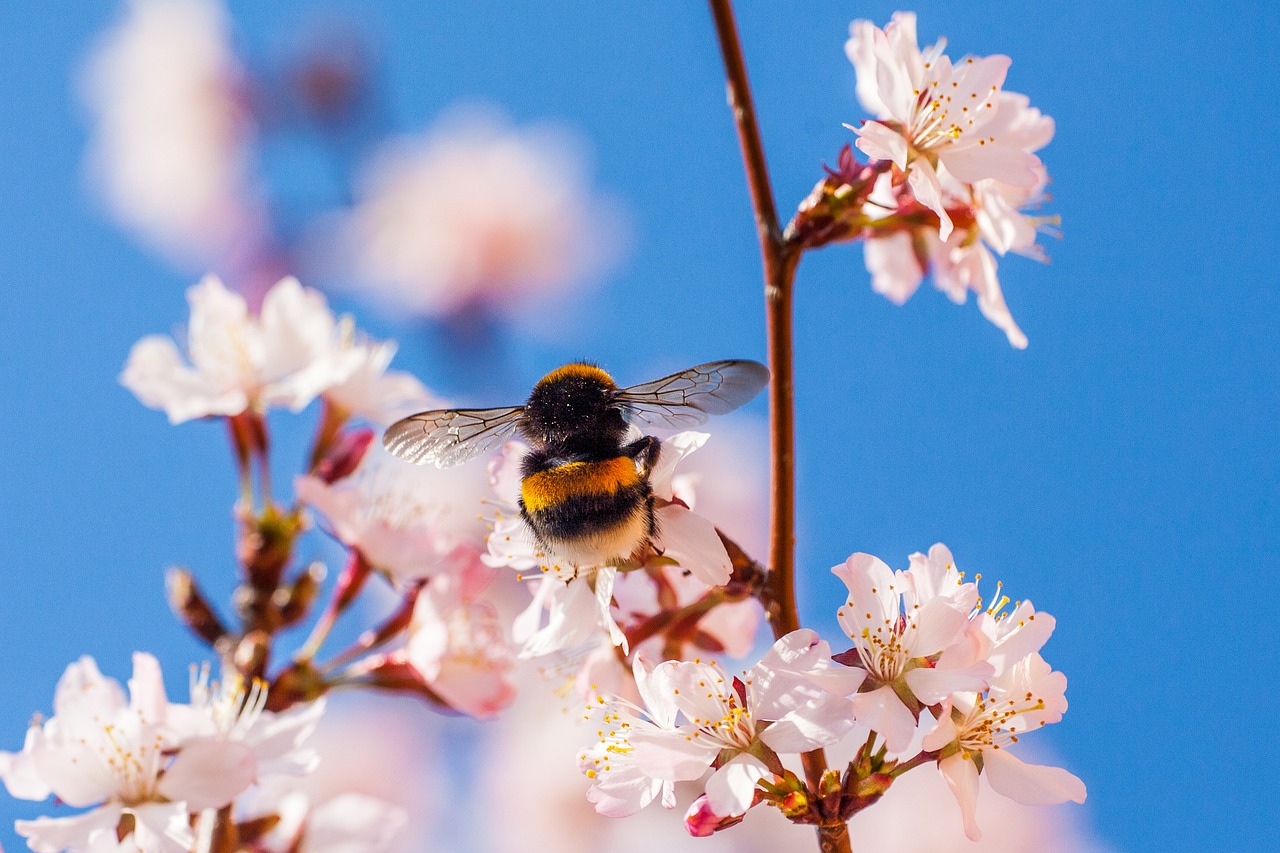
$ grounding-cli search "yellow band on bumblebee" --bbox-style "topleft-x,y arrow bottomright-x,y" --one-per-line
521,457 -> 640,513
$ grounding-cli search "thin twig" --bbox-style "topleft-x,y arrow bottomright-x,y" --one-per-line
706,0 -> 801,638
706,3 -> 848,852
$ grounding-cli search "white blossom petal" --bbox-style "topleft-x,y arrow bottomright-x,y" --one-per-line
983,748 -> 1087,806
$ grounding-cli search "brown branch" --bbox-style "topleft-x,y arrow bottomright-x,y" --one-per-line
707,0 -> 801,640
707,4 -> 848,851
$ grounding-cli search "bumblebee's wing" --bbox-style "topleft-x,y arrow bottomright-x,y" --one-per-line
383,406 -> 525,467
615,360 -> 770,429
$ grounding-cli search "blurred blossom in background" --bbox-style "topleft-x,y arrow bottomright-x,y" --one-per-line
81,0 -> 269,274
322,107 -> 624,322
81,0 -> 624,334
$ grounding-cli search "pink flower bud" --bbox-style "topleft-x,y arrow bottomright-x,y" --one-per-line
314,427 -> 375,484
684,794 -> 745,837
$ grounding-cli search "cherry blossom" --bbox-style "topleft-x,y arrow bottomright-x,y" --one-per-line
240,789 -> 409,853
1,654 -> 256,853
859,131 -> 1054,348
581,631 -> 860,820
403,573 -> 518,718
171,664 -> 326,781
121,275 -> 364,423
845,12 -> 1048,241
331,106 -> 621,318
922,653 -> 1086,841
321,337 -> 438,427
296,444 -> 489,585
81,0 -> 266,266
832,548 -> 992,752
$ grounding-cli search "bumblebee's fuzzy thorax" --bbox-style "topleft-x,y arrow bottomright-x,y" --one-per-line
521,362 -> 627,451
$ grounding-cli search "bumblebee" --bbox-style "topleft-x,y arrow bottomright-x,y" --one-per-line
383,360 -> 769,567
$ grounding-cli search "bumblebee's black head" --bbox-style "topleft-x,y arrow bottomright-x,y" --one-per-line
522,362 -> 628,451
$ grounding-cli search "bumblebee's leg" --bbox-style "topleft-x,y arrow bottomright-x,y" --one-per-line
622,435 -> 662,477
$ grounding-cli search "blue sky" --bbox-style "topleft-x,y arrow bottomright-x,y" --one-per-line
1,1 -> 1277,851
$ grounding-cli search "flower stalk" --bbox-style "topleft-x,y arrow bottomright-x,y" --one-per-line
707,2 -> 845,850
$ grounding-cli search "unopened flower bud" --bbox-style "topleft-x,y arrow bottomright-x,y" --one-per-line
165,567 -> 227,646
234,630 -> 271,680
266,659 -> 327,712
842,770 -> 894,818
313,428 -> 374,484
331,550 -> 374,616
785,144 -> 884,249
238,506 -> 303,589
278,562 -> 326,627
683,794 -> 746,837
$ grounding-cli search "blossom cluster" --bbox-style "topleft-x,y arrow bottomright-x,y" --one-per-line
790,11 -> 1056,348
0,655 -> 325,853
577,544 -> 1084,841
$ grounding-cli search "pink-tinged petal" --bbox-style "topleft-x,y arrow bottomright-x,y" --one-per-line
579,747 -> 661,818
54,656 -> 126,721
759,694 -> 855,752
510,575 -> 555,645
967,244 -> 1028,349
486,441 -> 528,507
941,144 -> 1041,188
984,604 -> 1056,675
854,120 -> 908,168
120,335 -> 244,423
633,660 -> 680,730
654,505 -> 731,586
258,277 -> 344,411
864,233 -> 925,304
904,664 -> 990,703
752,631 -> 864,715
984,748 -> 1087,805
664,661 -> 735,726
31,730 -> 117,808
629,727 -> 720,782
845,20 -> 890,117
906,158 -> 953,241
15,803 -> 122,853
648,432 -> 709,500
704,754 -> 768,817
1,727 -> 52,800
941,54 -> 1011,137
185,275 -> 256,373
851,685 -> 917,753
157,736 -> 255,809
921,706 -> 959,753
515,578 -> 600,658
306,792 -> 409,852
128,653 -> 168,726
832,554 -> 900,640
434,669 -> 516,721
938,753 -> 983,841
130,802 -> 196,853
695,599 -> 761,659
905,543 -> 969,603
593,567 -> 628,651
975,184 -> 1041,255
983,92 -> 1055,153
243,699 -> 326,777
912,597 -> 970,657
